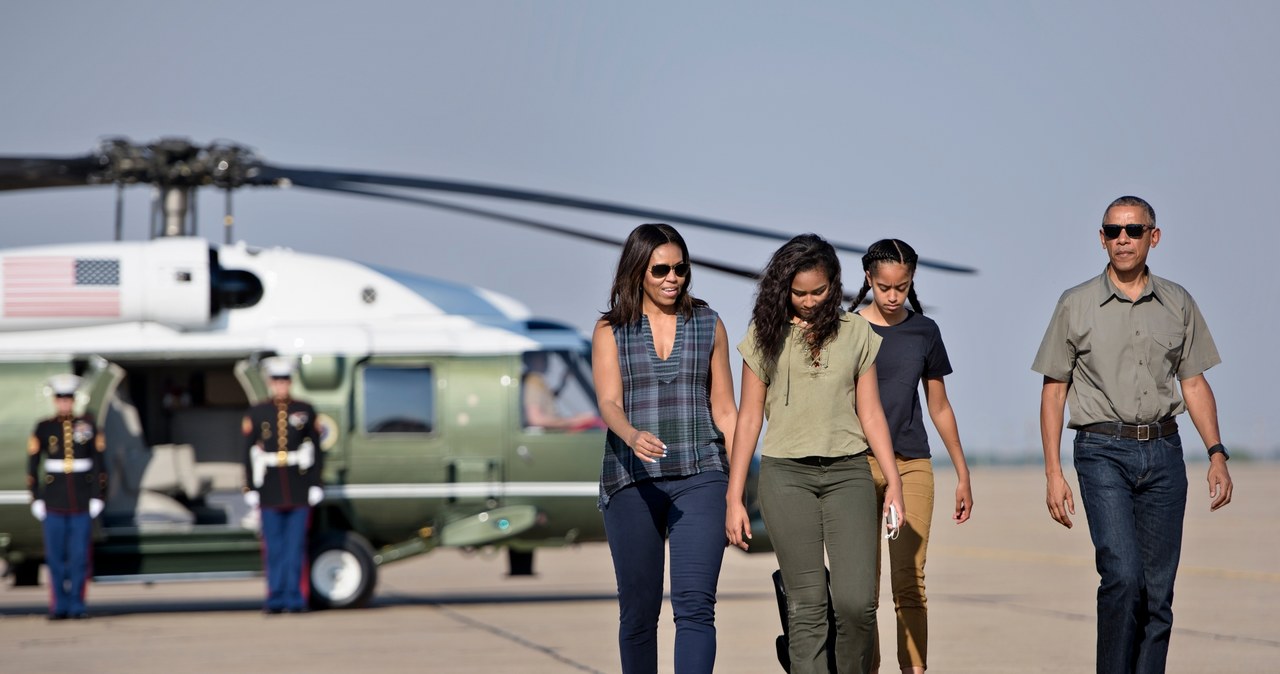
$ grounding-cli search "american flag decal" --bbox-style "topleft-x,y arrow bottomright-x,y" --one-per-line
3,256 -> 122,318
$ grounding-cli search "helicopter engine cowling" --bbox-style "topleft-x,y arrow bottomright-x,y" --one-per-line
0,237 -> 261,332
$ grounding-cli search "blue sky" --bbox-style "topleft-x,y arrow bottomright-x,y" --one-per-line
2,2 -> 1277,459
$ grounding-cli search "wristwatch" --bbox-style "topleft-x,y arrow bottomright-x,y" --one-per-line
1207,443 -> 1229,461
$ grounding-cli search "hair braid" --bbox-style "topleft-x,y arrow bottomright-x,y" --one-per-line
851,238 -> 924,314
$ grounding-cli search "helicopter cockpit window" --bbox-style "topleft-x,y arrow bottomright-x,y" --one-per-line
362,366 -> 434,434
521,350 -> 602,432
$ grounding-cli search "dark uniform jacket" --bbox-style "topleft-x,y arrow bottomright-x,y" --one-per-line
242,398 -> 323,509
27,415 -> 107,514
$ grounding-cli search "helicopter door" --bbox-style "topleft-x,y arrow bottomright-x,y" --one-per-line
346,359 -> 450,543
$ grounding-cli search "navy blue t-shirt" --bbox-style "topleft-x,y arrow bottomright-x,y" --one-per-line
861,311 -> 952,459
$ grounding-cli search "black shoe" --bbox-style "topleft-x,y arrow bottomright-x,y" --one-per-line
48,613 -> 66,621
285,607 -> 309,614
263,608 -> 284,615
70,612 -> 89,620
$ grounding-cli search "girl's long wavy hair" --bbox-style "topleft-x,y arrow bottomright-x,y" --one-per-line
600,223 -> 706,326
750,233 -> 844,368
849,238 -> 924,314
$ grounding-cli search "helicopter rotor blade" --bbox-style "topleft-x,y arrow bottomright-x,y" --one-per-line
257,164 -> 977,274
0,154 -> 103,191
294,181 -> 770,285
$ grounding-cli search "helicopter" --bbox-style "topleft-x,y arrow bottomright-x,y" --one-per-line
0,137 -> 975,609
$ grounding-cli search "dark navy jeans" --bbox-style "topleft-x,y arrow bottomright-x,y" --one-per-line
1073,430 -> 1187,674
603,470 -> 728,674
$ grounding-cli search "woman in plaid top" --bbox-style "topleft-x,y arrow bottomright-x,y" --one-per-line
593,223 -> 738,674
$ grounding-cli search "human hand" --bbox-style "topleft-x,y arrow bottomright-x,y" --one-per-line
89,498 -> 104,519
244,490 -> 260,508
308,486 -> 325,506
882,486 -> 906,539
1207,456 -> 1233,511
953,478 -> 973,524
725,501 -> 752,551
1046,474 -> 1074,528
31,500 -> 46,521
628,430 -> 667,464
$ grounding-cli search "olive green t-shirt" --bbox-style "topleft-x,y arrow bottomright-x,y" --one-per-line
1031,267 -> 1220,427
738,312 -> 881,458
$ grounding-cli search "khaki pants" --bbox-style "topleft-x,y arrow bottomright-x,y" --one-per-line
869,455 -> 935,670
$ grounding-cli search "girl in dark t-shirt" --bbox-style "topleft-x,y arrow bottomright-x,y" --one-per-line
852,238 -> 974,674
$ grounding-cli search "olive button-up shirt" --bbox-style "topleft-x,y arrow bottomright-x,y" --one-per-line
1032,267 -> 1220,427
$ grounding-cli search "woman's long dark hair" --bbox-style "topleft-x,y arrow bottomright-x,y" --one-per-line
750,233 -> 843,368
601,223 -> 706,326
850,238 -> 924,314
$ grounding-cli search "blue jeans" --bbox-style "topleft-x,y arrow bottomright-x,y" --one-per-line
1073,431 -> 1187,674
43,511 -> 93,616
603,471 -> 728,674
261,506 -> 312,612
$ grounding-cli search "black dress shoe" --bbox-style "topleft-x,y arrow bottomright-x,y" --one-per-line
70,613 -> 89,620
263,608 -> 284,615
48,613 -> 67,621
286,607 -> 309,614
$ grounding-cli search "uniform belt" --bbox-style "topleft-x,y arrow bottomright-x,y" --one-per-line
45,458 -> 93,473
1078,418 -> 1178,441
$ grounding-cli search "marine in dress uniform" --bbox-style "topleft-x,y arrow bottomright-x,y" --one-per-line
242,357 -> 325,614
27,374 -> 107,620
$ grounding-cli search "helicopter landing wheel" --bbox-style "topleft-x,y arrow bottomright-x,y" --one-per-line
11,560 -> 40,587
309,531 -> 378,609
507,548 -> 534,576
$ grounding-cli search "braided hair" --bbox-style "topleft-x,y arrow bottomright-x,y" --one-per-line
850,238 -> 924,314
750,233 -> 844,369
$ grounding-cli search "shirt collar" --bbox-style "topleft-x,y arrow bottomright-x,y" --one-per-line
1097,265 -> 1158,306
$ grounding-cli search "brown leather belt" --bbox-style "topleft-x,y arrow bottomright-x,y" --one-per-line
1077,418 -> 1178,441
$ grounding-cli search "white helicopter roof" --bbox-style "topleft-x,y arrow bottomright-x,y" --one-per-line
0,238 -> 585,361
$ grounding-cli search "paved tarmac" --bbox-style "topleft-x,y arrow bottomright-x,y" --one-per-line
2,464 -> 1278,673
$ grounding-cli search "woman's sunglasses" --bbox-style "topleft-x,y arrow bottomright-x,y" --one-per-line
1102,224 -> 1153,240
649,262 -> 690,278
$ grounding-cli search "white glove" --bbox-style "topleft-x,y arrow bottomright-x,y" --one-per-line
89,498 -> 105,519
243,490 -> 260,508
308,486 -> 324,506
31,500 -> 46,522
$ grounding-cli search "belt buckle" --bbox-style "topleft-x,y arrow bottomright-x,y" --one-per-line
1137,424 -> 1151,442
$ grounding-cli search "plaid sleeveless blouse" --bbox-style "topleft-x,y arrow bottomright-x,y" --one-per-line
598,304 -> 728,509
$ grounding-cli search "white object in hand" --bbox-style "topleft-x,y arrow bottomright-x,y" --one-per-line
884,504 -> 900,540
89,498 -> 104,518
308,486 -> 324,506
31,500 -> 46,521
244,490 -> 260,508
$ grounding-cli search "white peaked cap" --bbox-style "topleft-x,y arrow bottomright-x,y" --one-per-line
263,357 -> 295,378
48,373 -> 83,396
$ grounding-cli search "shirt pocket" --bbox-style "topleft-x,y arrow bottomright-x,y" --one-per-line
1149,330 -> 1184,372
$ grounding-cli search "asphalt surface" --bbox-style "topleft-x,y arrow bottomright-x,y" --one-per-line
2,464 -> 1278,673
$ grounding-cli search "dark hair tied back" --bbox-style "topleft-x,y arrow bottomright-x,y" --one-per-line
850,238 -> 924,314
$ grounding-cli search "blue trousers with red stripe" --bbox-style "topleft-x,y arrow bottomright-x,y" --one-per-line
261,506 -> 311,611
43,511 -> 92,617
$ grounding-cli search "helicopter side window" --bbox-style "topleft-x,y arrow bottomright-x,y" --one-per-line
521,350 -> 601,432
362,366 -> 434,434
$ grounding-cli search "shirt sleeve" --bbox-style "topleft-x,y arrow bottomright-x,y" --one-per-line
1031,294 -> 1075,382
736,323 -> 772,385
924,320 -> 954,379
855,320 -> 882,377
1177,293 -> 1221,379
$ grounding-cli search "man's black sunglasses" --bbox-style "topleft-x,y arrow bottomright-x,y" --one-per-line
1102,224 -> 1153,240
649,262 -> 690,278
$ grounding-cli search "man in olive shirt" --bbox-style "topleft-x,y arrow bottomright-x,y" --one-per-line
1032,195 -> 1233,674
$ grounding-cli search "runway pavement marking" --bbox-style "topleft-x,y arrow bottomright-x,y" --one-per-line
936,545 -> 1280,583
427,602 -> 606,674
